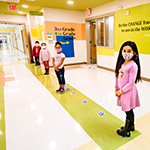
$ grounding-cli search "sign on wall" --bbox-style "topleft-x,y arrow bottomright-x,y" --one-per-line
47,33 -> 53,44
56,36 -> 75,58
8,4 -> 18,11
115,3 -> 150,55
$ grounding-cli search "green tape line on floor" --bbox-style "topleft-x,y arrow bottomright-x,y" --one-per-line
26,63 -> 141,150
0,84 -> 6,150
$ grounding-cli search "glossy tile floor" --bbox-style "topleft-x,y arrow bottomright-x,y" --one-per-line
0,45 -> 150,150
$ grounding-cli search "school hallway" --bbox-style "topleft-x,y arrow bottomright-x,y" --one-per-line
0,44 -> 150,150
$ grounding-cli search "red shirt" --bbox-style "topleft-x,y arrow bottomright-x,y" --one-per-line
32,46 -> 41,57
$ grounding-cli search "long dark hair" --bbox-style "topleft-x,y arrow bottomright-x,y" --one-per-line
115,41 -> 141,83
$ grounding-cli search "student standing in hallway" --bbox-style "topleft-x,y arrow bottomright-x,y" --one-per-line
115,41 -> 141,137
39,42 -> 51,75
32,41 -> 41,66
52,42 -> 65,94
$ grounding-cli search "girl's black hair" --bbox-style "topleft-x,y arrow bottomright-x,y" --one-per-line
41,42 -> 46,46
115,41 -> 141,83
55,42 -> 62,47
35,41 -> 39,44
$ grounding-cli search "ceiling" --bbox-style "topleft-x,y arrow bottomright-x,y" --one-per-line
0,0 -> 115,16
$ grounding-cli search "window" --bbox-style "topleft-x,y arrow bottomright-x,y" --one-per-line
97,15 -> 114,48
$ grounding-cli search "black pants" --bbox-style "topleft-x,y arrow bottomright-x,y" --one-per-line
35,56 -> 40,65
55,67 -> 65,85
125,109 -> 134,123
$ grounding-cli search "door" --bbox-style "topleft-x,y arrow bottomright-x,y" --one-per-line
90,20 -> 97,64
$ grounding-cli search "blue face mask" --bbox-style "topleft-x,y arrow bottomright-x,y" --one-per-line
122,52 -> 134,60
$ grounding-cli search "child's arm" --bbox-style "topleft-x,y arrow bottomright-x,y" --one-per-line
121,64 -> 137,93
117,64 -> 137,96
47,50 -> 51,62
56,58 -> 65,68
39,50 -> 42,63
52,58 -> 59,71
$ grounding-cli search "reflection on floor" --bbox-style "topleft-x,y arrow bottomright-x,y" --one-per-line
0,45 -> 150,150
0,43 -> 27,63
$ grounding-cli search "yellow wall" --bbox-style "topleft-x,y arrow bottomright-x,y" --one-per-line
115,3 -> 150,55
97,47 -> 114,56
36,24 -> 44,41
30,24 -> 44,41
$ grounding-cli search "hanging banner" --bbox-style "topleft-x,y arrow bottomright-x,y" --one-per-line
56,36 -> 75,58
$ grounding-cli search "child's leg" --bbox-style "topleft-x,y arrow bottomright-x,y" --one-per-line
59,67 -> 65,89
35,57 -> 38,65
37,57 -> 40,65
55,69 -> 61,89
46,61 -> 49,74
43,61 -> 47,75
125,109 -> 134,129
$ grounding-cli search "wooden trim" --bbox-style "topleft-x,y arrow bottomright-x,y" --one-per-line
97,65 -> 115,72
97,65 -> 150,82
141,77 -> 150,82
0,21 -> 24,25
50,62 -> 87,68
85,12 -> 114,21
24,23 -> 31,63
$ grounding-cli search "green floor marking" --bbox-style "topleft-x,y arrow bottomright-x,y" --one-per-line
26,64 -> 141,150
0,65 -> 3,73
0,72 -> 6,150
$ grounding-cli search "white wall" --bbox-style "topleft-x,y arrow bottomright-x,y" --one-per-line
86,0 -> 150,79
43,8 -> 86,23
0,14 -> 27,23
85,0 -> 150,18
42,8 -> 87,65
14,25 -> 25,52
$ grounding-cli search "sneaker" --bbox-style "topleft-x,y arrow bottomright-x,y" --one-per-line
60,88 -> 65,94
56,88 -> 61,92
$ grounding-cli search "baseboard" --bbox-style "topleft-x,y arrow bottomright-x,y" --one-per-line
97,65 -> 150,82
97,65 -> 115,72
50,62 -> 87,68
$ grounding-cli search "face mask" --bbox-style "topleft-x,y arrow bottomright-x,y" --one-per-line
35,44 -> 39,47
42,46 -> 46,49
122,52 -> 134,60
56,48 -> 62,52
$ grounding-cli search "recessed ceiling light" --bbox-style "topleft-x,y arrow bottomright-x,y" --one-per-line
67,0 -> 74,5
18,11 -> 23,14
22,5 -> 28,8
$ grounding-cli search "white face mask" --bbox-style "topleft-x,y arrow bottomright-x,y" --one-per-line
122,52 -> 134,60
42,46 -> 46,49
35,44 -> 39,47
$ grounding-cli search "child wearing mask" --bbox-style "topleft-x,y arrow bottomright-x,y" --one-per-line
39,42 -> 51,75
32,41 -> 41,66
52,42 -> 65,94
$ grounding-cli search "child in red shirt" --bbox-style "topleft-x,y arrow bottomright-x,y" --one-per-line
32,41 -> 41,66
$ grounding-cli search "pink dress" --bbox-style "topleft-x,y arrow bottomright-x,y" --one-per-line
115,61 -> 140,111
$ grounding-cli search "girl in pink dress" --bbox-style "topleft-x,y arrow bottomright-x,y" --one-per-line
115,41 -> 141,137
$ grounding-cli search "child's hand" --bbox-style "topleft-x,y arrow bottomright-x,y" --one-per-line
116,90 -> 124,97
54,66 -> 59,71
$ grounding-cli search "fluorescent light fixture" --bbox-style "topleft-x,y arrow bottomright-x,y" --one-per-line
22,5 -> 28,8
18,11 -> 23,14
67,0 -> 74,5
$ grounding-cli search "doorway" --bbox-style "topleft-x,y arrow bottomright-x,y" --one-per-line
86,20 -> 97,64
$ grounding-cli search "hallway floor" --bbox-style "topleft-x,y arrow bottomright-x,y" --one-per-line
0,45 -> 150,150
